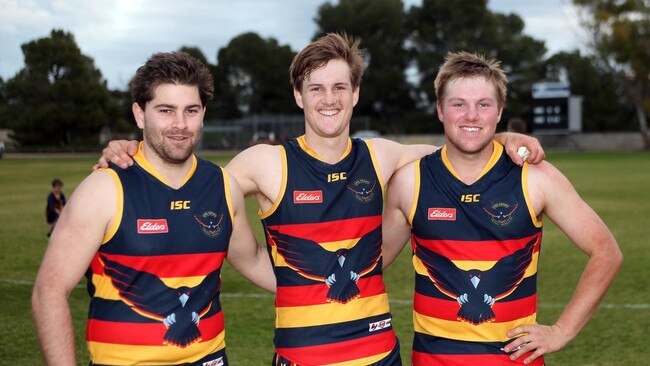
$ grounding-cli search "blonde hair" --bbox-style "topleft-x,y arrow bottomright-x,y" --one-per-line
434,51 -> 507,108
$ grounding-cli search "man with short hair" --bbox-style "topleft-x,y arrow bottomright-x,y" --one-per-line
382,51 -> 622,365
97,34 -> 544,365
32,51 -> 274,366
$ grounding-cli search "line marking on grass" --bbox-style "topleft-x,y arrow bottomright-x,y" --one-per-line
5,279 -> 647,310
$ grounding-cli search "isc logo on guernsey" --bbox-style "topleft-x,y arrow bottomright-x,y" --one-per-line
428,208 -> 456,221
137,219 -> 169,234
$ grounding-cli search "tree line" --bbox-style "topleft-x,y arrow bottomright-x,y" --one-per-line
0,0 -> 647,149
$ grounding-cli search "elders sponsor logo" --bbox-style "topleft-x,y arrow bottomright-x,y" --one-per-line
293,190 -> 323,204
369,317 -> 392,332
428,208 -> 456,221
203,357 -> 224,366
137,219 -> 168,234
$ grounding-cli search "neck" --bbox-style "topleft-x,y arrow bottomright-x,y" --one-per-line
301,133 -> 350,164
443,142 -> 495,185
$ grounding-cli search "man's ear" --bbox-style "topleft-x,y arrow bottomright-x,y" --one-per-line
293,88 -> 304,109
436,102 -> 444,123
132,102 -> 145,129
353,86 -> 360,107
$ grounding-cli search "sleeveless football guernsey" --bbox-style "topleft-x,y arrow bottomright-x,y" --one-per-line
261,136 -> 398,365
409,142 -> 544,366
85,147 -> 233,366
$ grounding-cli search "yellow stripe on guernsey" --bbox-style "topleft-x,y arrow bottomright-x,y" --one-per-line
413,252 -> 539,279
323,352 -> 393,366
99,168 -> 123,244
364,139 -> 386,196
442,141 -> 502,182
221,166 -> 235,225
408,159 -> 422,225
522,163 -> 543,228
133,141 -> 198,187
413,311 -> 537,342
88,332 -> 225,365
259,145 -> 287,219
276,293 -> 390,328
91,274 -> 209,302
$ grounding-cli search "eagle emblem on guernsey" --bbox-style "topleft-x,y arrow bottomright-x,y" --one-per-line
194,211 -> 224,237
100,254 -> 221,347
347,178 -> 377,203
415,237 -> 536,325
483,202 -> 518,226
267,225 -> 382,303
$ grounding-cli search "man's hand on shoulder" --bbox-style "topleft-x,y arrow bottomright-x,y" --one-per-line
93,140 -> 139,170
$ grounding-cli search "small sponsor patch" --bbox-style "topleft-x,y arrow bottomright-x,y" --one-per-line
428,208 -> 456,221
369,317 -> 392,332
293,190 -> 323,204
137,219 -> 168,234
203,357 -> 224,366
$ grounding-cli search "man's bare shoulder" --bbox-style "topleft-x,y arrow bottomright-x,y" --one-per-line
228,144 -> 282,168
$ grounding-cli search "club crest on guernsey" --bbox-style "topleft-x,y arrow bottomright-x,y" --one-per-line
347,178 -> 377,203
483,202 -> 518,226
194,211 -> 224,238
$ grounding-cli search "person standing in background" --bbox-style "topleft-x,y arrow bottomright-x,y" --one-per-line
45,178 -> 66,237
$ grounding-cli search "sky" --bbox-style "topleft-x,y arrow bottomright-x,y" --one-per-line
0,0 -> 587,91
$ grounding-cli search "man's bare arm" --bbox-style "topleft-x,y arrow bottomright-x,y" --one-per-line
32,171 -> 116,365
224,172 -> 276,292
504,161 -> 622,364
382,162 -> 417,268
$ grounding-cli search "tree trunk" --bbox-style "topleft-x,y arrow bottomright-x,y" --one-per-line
636,102 -> 650,151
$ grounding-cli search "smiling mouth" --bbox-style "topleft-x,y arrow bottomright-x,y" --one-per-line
319,109 -> 339,116
461,126 -> 481,132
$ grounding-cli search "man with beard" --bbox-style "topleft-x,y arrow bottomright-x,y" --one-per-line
32,51 -> 274,366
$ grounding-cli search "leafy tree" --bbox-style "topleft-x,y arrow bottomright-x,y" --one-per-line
314,0 -> 420,133
543,50 -> 634,131
573,0 -> 650,148
215,32 -> 296,117
407,0 -> 547,129
4,29 -> 118,147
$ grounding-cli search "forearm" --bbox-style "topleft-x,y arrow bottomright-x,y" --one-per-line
554,248 -> 622,341
228,246 -> 276,293
32,289 -> 77,366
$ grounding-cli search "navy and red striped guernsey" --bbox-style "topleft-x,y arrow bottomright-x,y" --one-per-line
408,141 -> 544,366
262,136 -> 398,365
85,147 -> 232,366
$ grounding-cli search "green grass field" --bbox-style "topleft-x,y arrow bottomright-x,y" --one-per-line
0,151 -> 648,365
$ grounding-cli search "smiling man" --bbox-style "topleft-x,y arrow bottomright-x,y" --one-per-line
32,51 -> 274,366
382,51 -> 622,365
96,34 -> 546,365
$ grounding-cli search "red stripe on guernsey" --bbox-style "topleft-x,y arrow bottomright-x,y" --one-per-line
278,330 -> 395,365
267,216 -> 381,243
88,252 -> 226,277
413,233 -> 540,261
414,293 -> 537,323
276,275 -> 386,307
86,311 -> 224,345
412,350 -> 544,366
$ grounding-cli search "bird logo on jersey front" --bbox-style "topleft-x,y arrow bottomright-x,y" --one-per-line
100,254 -> 222,347
267,225 -> 382,303
347,178 -> 377,203
483,202 -> 518,226
194,211 -> 224,237
415,237 -> 537,325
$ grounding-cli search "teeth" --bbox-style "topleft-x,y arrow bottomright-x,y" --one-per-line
462,127 -> 480,132
320,110 -> 338,116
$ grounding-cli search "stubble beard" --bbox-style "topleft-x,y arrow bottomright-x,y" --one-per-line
144,128 -> 197,165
